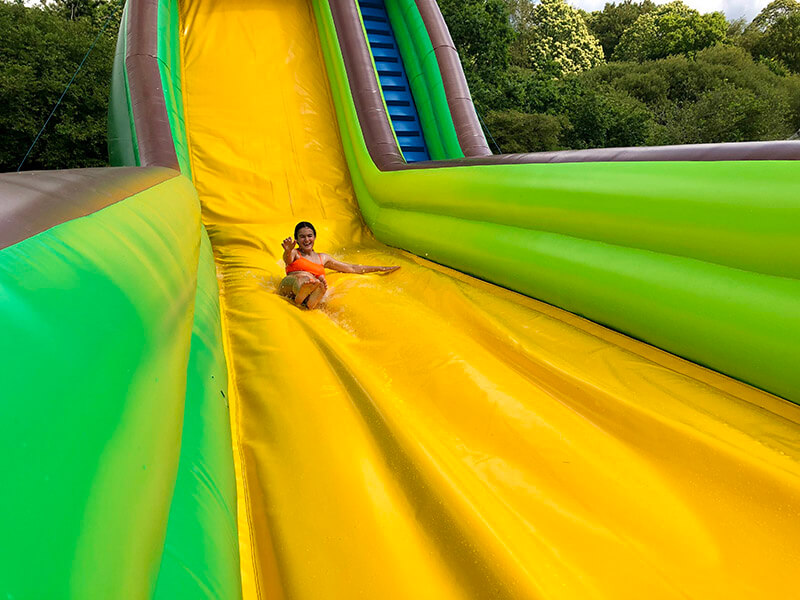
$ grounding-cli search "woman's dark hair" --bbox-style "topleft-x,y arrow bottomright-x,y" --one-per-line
294,221 -> 316,239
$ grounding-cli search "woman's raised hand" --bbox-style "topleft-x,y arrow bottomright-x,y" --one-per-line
282,237 -> 296,252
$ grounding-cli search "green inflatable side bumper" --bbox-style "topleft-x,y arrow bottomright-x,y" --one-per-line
154,229 -> 242,600
0,174 -> 200,599
313,0 -> 800,404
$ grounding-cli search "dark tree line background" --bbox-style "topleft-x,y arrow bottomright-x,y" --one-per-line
0,0 -> 121,171
438,0 -> 800,152
1,0 -> 799,171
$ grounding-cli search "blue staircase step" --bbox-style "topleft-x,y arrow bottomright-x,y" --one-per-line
357,0 -> 430,162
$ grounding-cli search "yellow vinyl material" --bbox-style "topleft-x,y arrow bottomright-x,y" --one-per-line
179,1 -> 800,598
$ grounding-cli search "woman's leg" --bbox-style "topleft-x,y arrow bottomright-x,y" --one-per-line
278,273 -> 322,307
294,278 -> 321,306
304,282 -> 326,309
278,275 -> 300,298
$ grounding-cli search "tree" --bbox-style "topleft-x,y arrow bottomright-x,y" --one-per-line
511,0 -> 604,78
613,1 -> 728,61
39,0 -> 121,32
657,84 -> 786,144
0,0 -> 121,171
585,0 -> 655,59
437,0 -> 514,113
748,0 -> 799,31
43,0 -> 104,21
747,0 -> 800,72
439,0 -> 800,152
752,12 -> 800,72
727,16 -> 748,38
581,45 -> 799,143
483,110 -> 567,152
559,82 -> 653,148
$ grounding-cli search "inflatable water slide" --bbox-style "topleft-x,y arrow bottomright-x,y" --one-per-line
2,0 -> 800,598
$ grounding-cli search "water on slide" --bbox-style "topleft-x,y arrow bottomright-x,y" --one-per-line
178,1 -> 800,598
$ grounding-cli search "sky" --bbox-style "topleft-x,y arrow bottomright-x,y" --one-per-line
569,0 -> 770,20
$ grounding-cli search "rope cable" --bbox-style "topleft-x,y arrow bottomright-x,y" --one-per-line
16,2 -> 123,172
475,109 -> 503,155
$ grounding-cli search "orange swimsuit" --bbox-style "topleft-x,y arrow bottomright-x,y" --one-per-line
285,254 -> 325,277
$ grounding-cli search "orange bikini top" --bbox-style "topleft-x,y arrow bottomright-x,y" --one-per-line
285,254 -> 325,277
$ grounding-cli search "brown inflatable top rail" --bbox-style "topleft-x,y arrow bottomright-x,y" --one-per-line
0,167 -> 177,250
414,0 -> 492,158
126,0 -> 179,170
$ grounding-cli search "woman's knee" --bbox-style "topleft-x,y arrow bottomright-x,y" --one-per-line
278,276 -> 296,297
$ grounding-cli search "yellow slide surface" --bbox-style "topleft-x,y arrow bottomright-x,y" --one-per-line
179,1 -> 800,598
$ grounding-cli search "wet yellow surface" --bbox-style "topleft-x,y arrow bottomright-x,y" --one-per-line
179,0 -> 800,598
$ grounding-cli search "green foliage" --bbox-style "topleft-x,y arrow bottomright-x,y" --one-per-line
758,55 -> 791,76
728,16 -> 761,53
748,0 -> 799,31
441,0 -> 799,153
581,45 -> 799,143
558,81 -> 653,148
613,1 -> 728,61
2,0 -> 797,169
0,0 -> 121,171
508,0 -> 604,77
749,1 -> 800,73
483,110 -> 567,152
655,85 -> 784,143
437,0 -> 514,114
491,65 -> 562,113
503,0 -> 537,66
42,0 -> 118,28
585,0 -> 655,59
726,16 -> 748,38
479,44 -> 800,152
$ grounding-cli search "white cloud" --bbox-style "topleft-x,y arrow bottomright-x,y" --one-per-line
570,0 -> 770,20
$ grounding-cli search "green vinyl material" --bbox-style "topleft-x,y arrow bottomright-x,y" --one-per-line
361,160 -> 800,279
366,206 -> 800,400
312,0 -> 800,404
108,3 -> 139,166
386,4 -> 444,159
0,174 -> 200,599
157,0 -> 193,178
154,228 -> 242,600
385,0 -> 463,159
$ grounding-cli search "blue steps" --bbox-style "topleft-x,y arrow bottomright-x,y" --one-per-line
357,0 -> 430,162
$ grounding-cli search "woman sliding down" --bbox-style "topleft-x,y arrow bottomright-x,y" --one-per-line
279,221 -> 400,309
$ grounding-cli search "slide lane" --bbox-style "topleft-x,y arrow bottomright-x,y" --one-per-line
178,1 -> 800,598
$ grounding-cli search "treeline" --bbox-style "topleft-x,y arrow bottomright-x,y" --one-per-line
0,0 -> 120,172
2,0 -> 799,171
439,0 -> 800,152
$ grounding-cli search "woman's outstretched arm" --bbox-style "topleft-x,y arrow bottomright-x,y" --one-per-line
322,254 -> 399,274
281,237 -> 297,265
